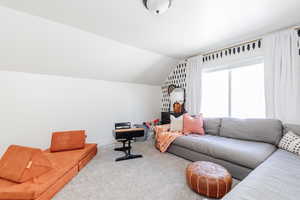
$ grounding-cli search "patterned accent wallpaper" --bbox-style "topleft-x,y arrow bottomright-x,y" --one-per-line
161,62 -> 187,112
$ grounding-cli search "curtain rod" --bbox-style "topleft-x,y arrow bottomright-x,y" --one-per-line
202,39 -> 261,57
189,25 -> 300,59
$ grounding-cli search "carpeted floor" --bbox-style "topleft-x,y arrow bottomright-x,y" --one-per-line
54,140 -> 239,200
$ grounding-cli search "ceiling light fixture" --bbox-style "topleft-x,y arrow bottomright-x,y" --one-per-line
143,0 -> 172,15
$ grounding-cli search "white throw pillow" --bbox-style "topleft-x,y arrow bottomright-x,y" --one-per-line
278,131 -> 300,155
170,115 -> 183,132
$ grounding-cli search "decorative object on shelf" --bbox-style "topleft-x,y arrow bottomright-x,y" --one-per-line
143,0 -> 172,15
169,87 -> 185,114
173,102 -> 182,113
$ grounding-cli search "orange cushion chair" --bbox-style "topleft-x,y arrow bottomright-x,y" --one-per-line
0,144 -> 97,200
0,145 -> 52,183
0,128 -> 97,200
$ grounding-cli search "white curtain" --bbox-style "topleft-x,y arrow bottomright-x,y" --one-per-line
264,29 -> 300,124
186,56 -> 203,115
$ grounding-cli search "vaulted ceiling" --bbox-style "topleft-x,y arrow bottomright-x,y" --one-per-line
0,5 -> 177,85
1,0 -> 300,58
0,0 -> 299,84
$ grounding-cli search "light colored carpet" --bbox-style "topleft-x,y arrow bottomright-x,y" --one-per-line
54,140 -> 239,200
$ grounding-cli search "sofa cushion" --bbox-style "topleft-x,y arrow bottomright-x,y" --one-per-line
222,149 -> 300,200
284,123 -> 300,136
173,135 -> 276,169
183,114 -> 205,135
203,118 -> 221,136
0,145 -> 52,183
50,130 -> 86,152
170,115 -> 183,132
278,131 -> 300,155
220,118 -> 283,145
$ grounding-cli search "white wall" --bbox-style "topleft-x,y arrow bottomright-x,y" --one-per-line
0,71 -> 161,156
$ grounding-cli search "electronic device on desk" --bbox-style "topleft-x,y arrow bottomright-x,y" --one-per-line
113,122 -> 145,162
115,122 -> 131,130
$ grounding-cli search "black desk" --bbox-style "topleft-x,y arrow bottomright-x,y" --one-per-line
113,128 -> 145,161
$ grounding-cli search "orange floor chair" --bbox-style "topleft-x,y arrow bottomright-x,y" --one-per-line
0,130 -> 98,200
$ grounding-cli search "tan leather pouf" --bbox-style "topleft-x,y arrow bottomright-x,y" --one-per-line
186,161 -> 232,199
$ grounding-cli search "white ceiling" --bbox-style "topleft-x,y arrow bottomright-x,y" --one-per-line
0,0 -> 300,58
0,6 -> 177,85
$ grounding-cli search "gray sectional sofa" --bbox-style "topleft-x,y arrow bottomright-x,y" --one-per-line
167,118 -> 300,200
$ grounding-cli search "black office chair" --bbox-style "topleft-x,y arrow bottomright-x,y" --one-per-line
113,122 -> 131,152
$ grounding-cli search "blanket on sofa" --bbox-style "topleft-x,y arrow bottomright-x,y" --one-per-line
154,124 -> 184,152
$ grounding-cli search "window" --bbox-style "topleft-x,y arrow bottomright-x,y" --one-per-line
202,62 -> 265,118
202,70 -> 229,117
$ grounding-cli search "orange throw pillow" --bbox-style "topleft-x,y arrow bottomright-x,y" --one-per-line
183,113 -> 205,135
50,130 -> 86,152
0,145 -> 52,183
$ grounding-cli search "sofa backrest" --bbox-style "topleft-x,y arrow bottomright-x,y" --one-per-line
219,118 -> 283,145
284,124 -> 300,136
203,118 -> 222,136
